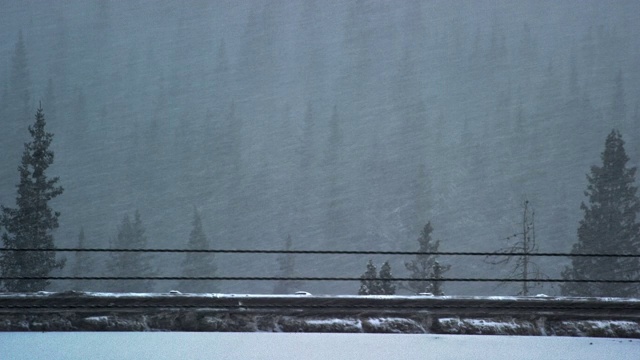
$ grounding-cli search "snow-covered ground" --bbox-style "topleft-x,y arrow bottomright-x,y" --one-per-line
2,332 -> 639,360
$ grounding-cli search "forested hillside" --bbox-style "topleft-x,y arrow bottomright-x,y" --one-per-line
1,0 -> 639,295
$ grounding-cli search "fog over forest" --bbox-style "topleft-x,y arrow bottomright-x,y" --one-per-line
1,0 -> 639,296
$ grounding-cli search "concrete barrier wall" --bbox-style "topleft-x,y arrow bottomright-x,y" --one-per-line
1,292 -> 639,337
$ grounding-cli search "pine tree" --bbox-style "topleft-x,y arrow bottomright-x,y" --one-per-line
431,261 -> 445,296
405,222 -> 451,294
610,70 -> 626,129
324,105 -> 349,247
71,227 -> 92,290
358,260 -> 396,295
179,208 -> 217,293
294,102 -> 318,243
1,105 -> 64,292
358,260 -> 381,295
561,130 -> 640,297
378,261 -> 396,295
43,79 -> 56,124
273,234 -> 300,294
9,31 -> 31,127
2,31 -> 32,194
107,211 -> 155,292
632,104 -> 640,170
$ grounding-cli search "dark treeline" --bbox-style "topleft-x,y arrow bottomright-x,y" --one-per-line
1,1 -> 639,295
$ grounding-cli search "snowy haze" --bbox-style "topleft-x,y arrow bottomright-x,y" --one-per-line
0,1 -> 639,295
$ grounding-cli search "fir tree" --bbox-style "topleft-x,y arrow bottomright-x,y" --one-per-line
179,208 -> 217,293
43,79 -> 56,124
273,234 -> 300,294
9,31 -> 31,126
324,105 -> 348,247
561,130 -> 640,297
431,261 -> 445,296
405,222 -> 451,294
358,259 -> 381,295
107,211 -> 155,292
2,31 -> 32,193
71,227 -> 92,290
632,104 -> 640,169
378,261 -> 396,295
358,260 -> 395,295
610,70 -> 626,129
1,105 -> 64,292
294,102 -> 318,243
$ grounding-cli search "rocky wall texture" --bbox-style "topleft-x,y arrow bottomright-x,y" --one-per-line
1,293 -> 639,337
1,311 -> 639,337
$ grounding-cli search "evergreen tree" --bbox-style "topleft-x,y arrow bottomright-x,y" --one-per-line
273,234 -> 300,294
107,211 -> 155,292
298,0 -> 328,102
71,88 -> 88,148
431,261 -> 445,296
404,222 -> 451,294
324,105 -> 349,247
378,261 -> 396,295
391,38 -> 431,236
358,259 -> 381,295
561,130 -> 640,297
358,260 -> 396,295
71,227 -> 92,290
632,104 -> 640,169
9,31 -> 31,127
220,101 -> 245,240
2,31 -> 32,194
179,208 -> 217,293
1,106 -> 64,292
43,79 -> 56,124
212,39 -> 231,113
294,102 -> 318,242
610,70 -> 626,129
0,82 -> 8,118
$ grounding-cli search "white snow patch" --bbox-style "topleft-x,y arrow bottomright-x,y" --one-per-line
366,318 -> 383,327
367,317 -> 415,326
2,333 -> 639,360
366,317 -> 426,333
437,318 -> 533,334
304,318 -> 363,332
560,320 -> 640,336
306,319 -> 361,327
439,318 -> 463,327
83,316 -> 110,322
465,319 -> 523,331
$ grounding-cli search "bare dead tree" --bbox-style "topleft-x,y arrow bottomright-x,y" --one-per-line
485,200 -> 546,296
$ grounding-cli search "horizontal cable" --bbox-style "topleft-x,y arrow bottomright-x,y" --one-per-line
1,276 -> 639,283
0,248 -> 639,257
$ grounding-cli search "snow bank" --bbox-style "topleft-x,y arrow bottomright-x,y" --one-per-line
437,318 -> 538,335
2,333 -> 639,360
